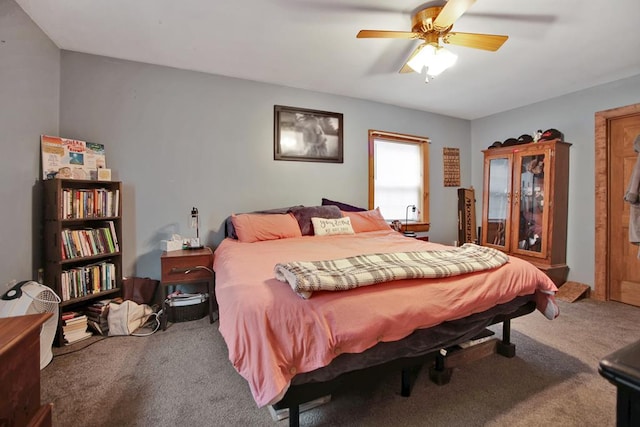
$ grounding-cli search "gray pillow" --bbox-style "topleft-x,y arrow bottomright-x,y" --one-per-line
288,205 -> 342,236
321,198 -> 366,212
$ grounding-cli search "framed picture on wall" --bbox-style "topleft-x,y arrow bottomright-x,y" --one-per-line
274,105 -> 343,163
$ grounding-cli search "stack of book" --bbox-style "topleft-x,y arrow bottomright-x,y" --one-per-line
85,298 -> 115,336
61,312 -> 92,345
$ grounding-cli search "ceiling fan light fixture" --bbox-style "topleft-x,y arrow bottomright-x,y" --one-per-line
407,43 -> 436,73
425,46 -> 457,77
357,1 -> 509,79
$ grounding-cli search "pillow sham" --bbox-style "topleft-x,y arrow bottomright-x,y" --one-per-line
311,217 -> 355,236
225,205 -> 304,239
288,205 -> 342,236
342,208 -> 392,233
321,197 -> 367,212
231,213 -> 302,243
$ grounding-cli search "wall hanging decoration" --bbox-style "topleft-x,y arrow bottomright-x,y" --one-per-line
274,105 -> 343,163
443,147 -> 460,187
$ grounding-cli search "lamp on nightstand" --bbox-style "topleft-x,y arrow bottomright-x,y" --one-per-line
187,207 -> 203,249
404,204 -> 417,237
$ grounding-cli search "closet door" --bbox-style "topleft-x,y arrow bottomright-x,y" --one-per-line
610,114 -> 640,306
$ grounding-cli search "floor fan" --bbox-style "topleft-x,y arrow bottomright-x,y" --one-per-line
0,280 -> 61,369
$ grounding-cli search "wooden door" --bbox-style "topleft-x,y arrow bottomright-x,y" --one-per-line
609,113 -> 640,306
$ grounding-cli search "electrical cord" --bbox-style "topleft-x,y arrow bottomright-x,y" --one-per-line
53,336 -> 109,357
184,265 -> 214,275
131,309 -> 162,337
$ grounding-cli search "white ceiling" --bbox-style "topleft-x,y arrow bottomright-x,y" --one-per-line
15,0 -> 640,120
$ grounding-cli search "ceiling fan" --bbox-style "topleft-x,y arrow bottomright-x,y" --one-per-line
357,0 -> 508,76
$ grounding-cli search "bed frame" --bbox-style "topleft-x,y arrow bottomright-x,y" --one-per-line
220,215 -> 541,426
271,298 -> 536,427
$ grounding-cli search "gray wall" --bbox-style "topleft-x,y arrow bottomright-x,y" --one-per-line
0,0 -> 59,287
58,51 -> 471,279
471,74 -> 640,287
3,0 -> 639,290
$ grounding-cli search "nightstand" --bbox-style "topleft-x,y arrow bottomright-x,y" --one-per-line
160,247 -> 215,330
414,232 -> 429,242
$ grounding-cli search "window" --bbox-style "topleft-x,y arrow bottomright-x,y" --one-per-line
368,130 -> 430,231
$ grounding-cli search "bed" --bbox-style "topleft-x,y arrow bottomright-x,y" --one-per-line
213,205 -> 559,426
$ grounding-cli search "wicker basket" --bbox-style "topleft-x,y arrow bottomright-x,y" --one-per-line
165,293 -> 208,323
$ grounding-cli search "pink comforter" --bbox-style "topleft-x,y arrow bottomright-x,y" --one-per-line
213,230 -> 558,407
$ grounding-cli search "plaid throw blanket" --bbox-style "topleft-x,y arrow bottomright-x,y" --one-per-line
274,243 -> 509,299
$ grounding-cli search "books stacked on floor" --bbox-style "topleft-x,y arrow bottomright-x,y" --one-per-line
61,311 -> 92,345
84,298 -> 116,336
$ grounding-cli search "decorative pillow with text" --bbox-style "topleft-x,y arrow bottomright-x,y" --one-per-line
311,217 -> 355,236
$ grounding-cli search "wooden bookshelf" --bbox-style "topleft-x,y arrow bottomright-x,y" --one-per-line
43,179 -> 123,346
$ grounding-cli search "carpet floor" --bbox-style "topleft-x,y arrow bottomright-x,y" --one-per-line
41,298 -> 640,426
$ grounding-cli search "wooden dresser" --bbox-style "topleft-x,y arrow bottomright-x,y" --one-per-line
0,313 -> 53,427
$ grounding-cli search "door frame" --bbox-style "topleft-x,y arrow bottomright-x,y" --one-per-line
594,102 -> 640,300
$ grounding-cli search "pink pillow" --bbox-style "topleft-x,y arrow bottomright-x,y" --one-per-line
231,213 -> 302,243
342,208 -> 392,233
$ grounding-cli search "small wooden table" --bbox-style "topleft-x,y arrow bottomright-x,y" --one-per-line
160,247 -> 215,330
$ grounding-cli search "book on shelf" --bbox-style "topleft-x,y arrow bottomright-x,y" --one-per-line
63,316 -> 88,326
60,225 -> 118,260
64,324 -> 89,334
61,187 -> 119,219
61,311 -> 81,321
108,221 -> 120,252
64,330 -> 93,345
85,300 -> 110,316
87,320 -> 104,336
85,305 -> 107,315
59,261 -> 116,301
61,312 -> 87,323
61,311 -> 91,344
84,297 -> 119,335
87,319 -> 108,336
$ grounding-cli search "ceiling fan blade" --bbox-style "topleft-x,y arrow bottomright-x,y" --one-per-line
357,30 -> 421,39
433,0 -> 477,31
399,43 -> 425,73
443,32 -> 508,51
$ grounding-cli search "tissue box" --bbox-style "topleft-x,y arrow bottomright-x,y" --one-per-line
161,240 -> 183,252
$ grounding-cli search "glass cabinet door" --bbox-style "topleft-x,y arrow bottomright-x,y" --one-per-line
485,157 -> 511,249
513,152 -> 547,257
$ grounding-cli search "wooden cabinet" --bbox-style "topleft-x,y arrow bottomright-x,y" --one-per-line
481,140 -> 571,286
0,313 -> 53,427
43,179 -> 123,345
